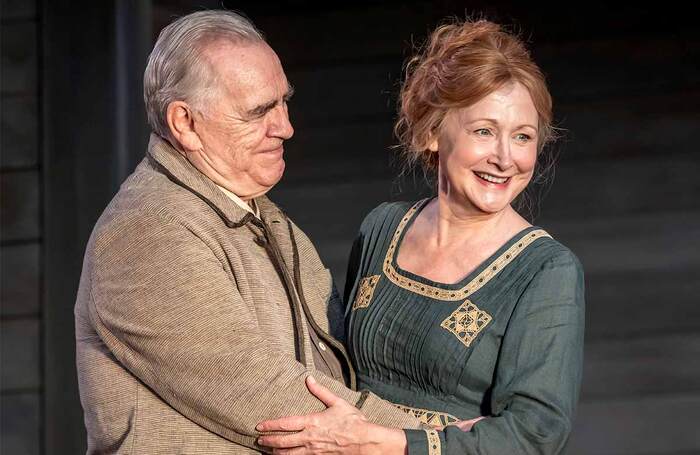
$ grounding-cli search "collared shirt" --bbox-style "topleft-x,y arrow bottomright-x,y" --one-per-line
216,184 -> 260,219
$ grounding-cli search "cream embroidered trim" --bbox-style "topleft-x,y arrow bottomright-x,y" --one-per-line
352,275 -> 381,310
441,299 -> 493,347
426,429 -> 441,455
396,404 -> 459,427
382,200 -> 551,301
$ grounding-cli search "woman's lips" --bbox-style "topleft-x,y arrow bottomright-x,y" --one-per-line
474,171 -> 510,187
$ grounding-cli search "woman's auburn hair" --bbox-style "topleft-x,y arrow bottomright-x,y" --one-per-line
394,19 -> 554,172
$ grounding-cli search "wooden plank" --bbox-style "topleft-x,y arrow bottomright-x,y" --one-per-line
0,0 -> 37,20
1,319 -> 41,390
568,394 -> 700,455
539,36 -> 700,104
286,62 -> 400,128
498,156 -> 699,218
1,95 -> 39,168
0,243 -> 40,316
0,393 -> 40,455
585,266 -> 700,340
541,210 -> 700,276
153,2 -> 434,67
581,333 -> 700,401
257,4 -> 698,70
553,91 -> 700,161
280,120 -> 397,184
0,21 -> 37,94
0,170 -> 40,242
43,3 -> 120,453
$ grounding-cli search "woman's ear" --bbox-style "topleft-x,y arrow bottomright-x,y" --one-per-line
427,131 -> 439,152
166,101 -> 203,152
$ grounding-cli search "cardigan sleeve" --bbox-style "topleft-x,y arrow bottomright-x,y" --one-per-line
87,211 -> 420,452
404,249 -> 585,455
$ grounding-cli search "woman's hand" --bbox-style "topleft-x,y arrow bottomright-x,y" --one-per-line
450,416 -> 485,432
256,376 -> 406,454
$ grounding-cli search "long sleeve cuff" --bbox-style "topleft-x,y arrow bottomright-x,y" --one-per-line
405,429 -> 442,455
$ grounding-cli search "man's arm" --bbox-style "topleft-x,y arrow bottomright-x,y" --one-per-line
88,211 -> 419,449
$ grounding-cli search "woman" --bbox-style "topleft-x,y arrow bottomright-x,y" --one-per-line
258,18 -> 584,454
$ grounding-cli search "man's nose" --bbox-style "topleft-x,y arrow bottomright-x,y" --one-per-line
269,104 -> 294,140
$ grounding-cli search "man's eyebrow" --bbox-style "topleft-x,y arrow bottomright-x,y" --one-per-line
284,84 -> 295,101
246,99 -> 277,118
246,85 -> 295,118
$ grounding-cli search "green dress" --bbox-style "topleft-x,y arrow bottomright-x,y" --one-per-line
345,200 -> 585,455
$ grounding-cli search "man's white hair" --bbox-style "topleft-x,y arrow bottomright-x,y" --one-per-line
143,10 -> 264,141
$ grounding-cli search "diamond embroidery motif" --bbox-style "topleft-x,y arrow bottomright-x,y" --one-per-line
441,300 -> 492,347
352,275 -> 380,310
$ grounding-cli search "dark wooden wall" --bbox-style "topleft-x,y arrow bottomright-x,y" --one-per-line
1,1 -> 698,453
1,1 -> 43,453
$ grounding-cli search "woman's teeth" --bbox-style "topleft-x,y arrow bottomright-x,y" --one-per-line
475,172 -> 508,184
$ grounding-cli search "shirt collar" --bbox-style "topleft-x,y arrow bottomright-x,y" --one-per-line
215,184 -> 260,219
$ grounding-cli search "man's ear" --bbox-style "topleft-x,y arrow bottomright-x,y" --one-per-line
166,101 -> 203,152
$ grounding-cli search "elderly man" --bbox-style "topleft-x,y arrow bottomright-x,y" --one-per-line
74,9 -> 421,454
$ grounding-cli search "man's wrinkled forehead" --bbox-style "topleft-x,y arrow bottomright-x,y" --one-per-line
200,40 -> 290,111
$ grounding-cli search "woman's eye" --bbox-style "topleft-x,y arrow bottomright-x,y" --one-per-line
475,128 -> 492,136
515,133 -> 532,142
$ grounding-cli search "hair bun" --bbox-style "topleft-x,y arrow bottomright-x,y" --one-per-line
395,18 -> 553,174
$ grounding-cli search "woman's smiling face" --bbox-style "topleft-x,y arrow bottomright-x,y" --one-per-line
430,82 -> 540,215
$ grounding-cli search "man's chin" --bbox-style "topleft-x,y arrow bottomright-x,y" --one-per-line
270,159 -> 285,183
254,161 -> 285,195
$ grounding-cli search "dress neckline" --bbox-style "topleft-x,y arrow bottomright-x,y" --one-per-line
382,199 -> 551,301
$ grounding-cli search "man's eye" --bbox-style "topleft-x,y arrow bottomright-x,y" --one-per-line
248,109 -> 269,120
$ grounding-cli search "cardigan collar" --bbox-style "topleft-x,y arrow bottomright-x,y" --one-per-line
146,133 -> 285,228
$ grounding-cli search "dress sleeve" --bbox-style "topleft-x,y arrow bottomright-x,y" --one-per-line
404,250 -> 585,455
344,202 -> 389,314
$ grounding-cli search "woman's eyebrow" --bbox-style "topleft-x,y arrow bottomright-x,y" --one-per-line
464,118 -> 538,130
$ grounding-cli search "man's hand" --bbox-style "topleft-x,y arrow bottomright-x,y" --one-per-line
257,376 -> 406,454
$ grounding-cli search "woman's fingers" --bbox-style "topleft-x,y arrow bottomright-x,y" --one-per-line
256,414 -> 312,432
306,376 -> 341,408
452,416 -> 486,432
